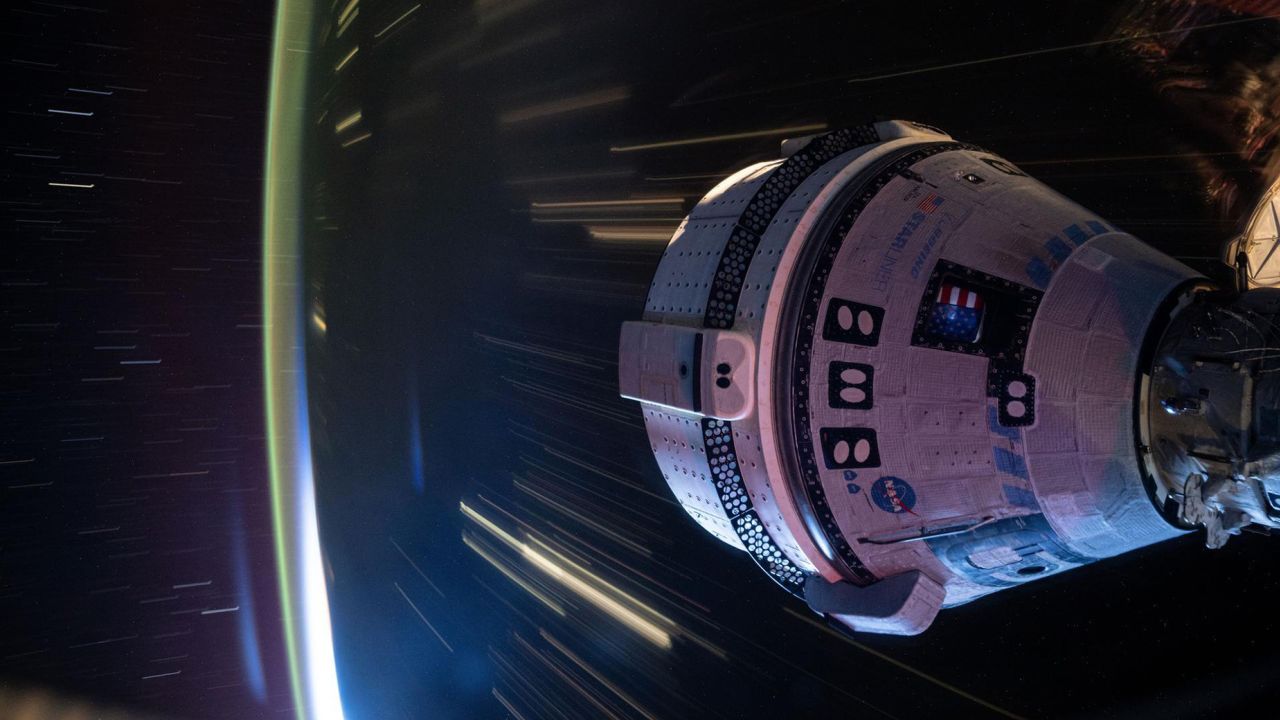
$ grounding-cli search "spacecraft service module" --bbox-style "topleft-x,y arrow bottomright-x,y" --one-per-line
619,121 -> 1280,635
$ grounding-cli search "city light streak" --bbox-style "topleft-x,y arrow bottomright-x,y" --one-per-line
392,582 -> 454,653
461,501 -> 673,648
585,226 -> 676,243
333,110 -> 361,133
845,13 -> 1280,84
336,8 -> 358,38
499,86 -> 630,125
529,198 -> 683,209
610,123 -> 827,152
463,533 -> 568,616
335,0 -> 359,27
539,630 -> 660,720
374,3 -> 422,38
784,608 -> 1024,720
334,46 -> 358,73
339,130 -> 371,148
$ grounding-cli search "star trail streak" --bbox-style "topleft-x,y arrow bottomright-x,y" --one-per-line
2,3 -> 288,717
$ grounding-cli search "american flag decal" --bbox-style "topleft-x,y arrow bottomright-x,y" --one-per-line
937,283 -> 983,309
917,193 -> 943,214
928,282 -> 984,342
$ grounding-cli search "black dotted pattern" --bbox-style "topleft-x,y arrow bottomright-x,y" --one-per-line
787,141 -> 979,587
736,510 -> 807,593
702,419 -> 806,596
703,126 -> 881,329
705,226 -> 761,328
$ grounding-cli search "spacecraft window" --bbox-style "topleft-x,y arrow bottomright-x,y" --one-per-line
926,281 -> 986,343
913,264 -> 1043,363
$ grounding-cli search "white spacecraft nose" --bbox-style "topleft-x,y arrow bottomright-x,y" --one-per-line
618,121 -> 1280,635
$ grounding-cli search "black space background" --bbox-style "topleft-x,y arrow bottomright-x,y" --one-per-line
3,1 -> 1280,720
2,2 -> 289,718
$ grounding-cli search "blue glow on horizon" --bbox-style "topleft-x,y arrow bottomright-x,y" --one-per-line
408,377 -> 425,495
231,499 -> 268,702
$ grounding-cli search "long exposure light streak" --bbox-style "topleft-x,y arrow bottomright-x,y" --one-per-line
461,501 -> 673,648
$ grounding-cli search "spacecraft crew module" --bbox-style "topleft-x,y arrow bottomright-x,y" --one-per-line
618,121 -> 1280,635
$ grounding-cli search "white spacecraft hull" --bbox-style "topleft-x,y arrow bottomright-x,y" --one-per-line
620,122 -> 1277,634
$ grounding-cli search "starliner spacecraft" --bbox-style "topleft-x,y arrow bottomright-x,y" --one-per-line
618,121 -> 1280,635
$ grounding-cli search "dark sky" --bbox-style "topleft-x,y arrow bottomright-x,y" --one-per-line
301,1 -> 1280,719
2,2 -> 289,718
4,1 -> 1280,720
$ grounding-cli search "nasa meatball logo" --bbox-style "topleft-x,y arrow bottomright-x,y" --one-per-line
870,476 -> 917,514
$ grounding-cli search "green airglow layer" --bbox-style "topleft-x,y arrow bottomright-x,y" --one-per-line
262,1 -> 315,718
